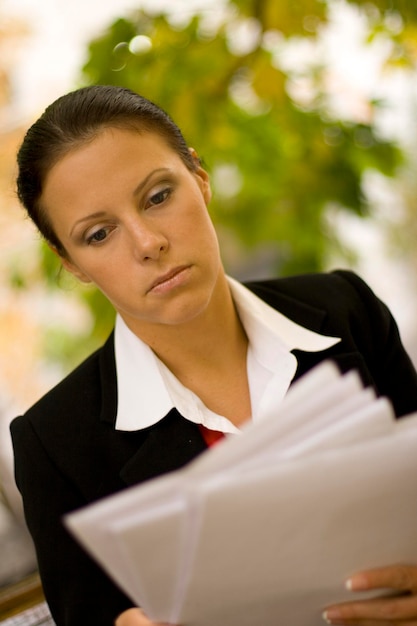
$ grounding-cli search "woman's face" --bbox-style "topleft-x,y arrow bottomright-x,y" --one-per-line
41,127 -> 223,336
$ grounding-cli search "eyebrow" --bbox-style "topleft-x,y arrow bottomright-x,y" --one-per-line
70,211 -> 107,237
70,167 -> 172,236
133,167 -> 171,197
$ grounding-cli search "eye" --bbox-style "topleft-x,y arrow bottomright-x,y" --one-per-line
86,226 -> 111,245
147,187 -> 172,208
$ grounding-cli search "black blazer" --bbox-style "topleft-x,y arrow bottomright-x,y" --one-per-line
11,270 -> 417,626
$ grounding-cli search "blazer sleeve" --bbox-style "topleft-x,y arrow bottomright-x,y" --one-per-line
332,270 -> 417,418
11,414 -> 134,626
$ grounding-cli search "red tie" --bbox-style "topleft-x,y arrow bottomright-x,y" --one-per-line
198,424 -> 225,447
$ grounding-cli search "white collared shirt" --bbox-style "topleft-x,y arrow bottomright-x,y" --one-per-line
114,277 -> 340,433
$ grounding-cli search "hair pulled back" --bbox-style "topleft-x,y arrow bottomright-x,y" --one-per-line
16,85 -> 197,255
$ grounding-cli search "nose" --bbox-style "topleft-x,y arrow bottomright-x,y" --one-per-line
128,217 -> 168,262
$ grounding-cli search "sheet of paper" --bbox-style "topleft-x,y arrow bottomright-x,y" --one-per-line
64,471 -> 184,605
172,420 -> 417,625
110,496 -> 188,618
261,394 -> 395,463
64,362 -> 417,626
189,364 -> 366,476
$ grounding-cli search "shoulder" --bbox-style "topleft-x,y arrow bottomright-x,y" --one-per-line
10,332 -> 128,502
244,269 -> 397,373
245,271 -> 417,417
245,269 -> 379,309
244,269 -> 387,336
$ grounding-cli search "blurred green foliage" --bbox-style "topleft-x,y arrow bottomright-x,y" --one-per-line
79,0 -> 411,274
33,0 -> 417,366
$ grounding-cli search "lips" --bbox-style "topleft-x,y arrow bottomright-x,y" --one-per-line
147,265 -> 190,294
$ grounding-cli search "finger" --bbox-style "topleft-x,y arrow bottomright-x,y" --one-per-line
324,591 -> 417,623
347,564 -> 417,593
324,618 -> 417,626
114,607 -> 174,625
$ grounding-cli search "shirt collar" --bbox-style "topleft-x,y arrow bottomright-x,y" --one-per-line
227,276 -> 340,353
114,277 -> 340,432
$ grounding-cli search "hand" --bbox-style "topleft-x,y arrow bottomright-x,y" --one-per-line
323,564 -> 417,624
115,607 -> 176,625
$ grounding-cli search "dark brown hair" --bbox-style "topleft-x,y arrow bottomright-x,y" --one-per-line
16,85 -> 198,255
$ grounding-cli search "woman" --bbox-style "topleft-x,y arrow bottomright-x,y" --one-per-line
11,85 -> 417,626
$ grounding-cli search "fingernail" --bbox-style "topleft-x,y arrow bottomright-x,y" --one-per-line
345,573 -> 369,591
322,610 -> 346,625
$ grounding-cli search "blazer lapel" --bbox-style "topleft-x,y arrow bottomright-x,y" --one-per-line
96,334 -> 207,487
292,348 -> 372,386
96,282 -> 373,492
98,331 -> 119,425
246,280 -> 374,387
119,411 -> 207,486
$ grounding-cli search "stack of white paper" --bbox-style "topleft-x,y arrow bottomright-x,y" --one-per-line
65,362 -> 417,626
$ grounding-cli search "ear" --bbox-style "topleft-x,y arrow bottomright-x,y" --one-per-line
48,244 -> 92,284
189,148 -> 212,204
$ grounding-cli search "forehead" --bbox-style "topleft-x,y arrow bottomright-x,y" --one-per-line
44,128 -> 181,189
41,128 -> 186,216
61,126 -> 178,168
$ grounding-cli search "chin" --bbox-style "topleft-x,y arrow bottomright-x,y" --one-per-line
160,296 -> 212,327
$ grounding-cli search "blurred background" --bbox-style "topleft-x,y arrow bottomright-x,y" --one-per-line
0,0 -> 417,604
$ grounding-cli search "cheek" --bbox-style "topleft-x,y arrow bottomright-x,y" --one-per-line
181,200 -> 217,241
197,213 -> 220,251
90,261 -> 125,287
65,253 -> 120,289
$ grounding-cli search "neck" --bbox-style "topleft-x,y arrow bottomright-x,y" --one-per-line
155,276 -> 246,373
126,272 -> 248,378
122,272 -> 251,425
